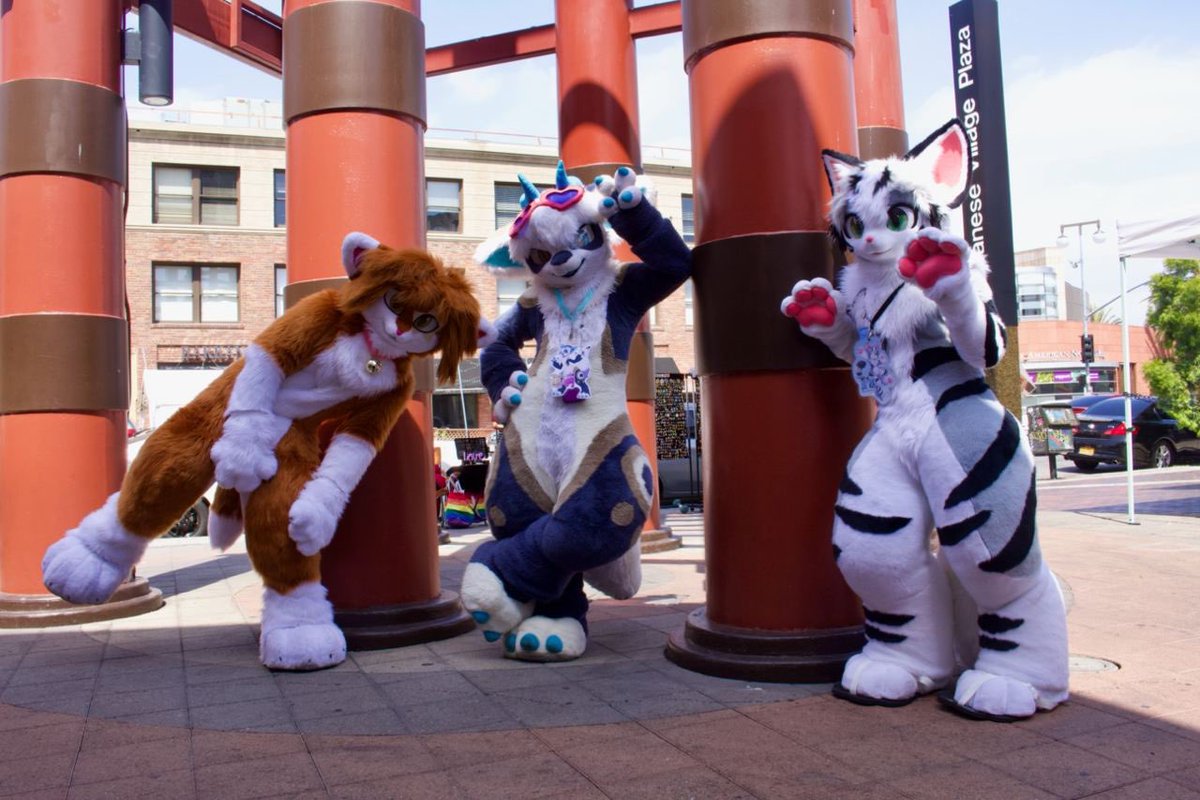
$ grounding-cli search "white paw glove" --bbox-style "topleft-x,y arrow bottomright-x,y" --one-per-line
780,277 -> 845,333
593,166 -> 645,218
288,477 -> 347,557
898,228 -> 974,306
212,411 -> 284,493
493,370 -> 528,425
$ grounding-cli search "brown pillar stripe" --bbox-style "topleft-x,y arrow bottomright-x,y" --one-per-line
565,161 -> 640,186
857,126 -> 909,160
284,1 -> 427,125
284,277 -> 349,309
693,231 -> 847,376
413,356 -> 436,393
0,314 -> 128,413
625,330 -> 656,401
0,79 -> 125,184
683,0 -> 854,69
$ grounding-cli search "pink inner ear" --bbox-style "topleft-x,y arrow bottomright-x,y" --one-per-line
932,131 -> 965,188
352,246 -> 366,264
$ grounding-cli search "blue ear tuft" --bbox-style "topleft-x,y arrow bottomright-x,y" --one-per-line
482,242 -> 522,270
555,160 -> 569,190
518,174 -> 540,206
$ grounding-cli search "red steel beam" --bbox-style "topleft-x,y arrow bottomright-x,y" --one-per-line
158,1 -> 679,78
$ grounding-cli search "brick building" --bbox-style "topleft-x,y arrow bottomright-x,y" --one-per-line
124,109 -> 699,434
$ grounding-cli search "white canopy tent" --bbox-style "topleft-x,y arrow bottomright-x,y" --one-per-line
1109,210 -> 1200,523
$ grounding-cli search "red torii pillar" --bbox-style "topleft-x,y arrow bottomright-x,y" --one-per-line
282,0 -> 471,647
0,1 -> 162,624
554,0 -> 676,551
853,0 -> 908,159
665,0 -> 873,680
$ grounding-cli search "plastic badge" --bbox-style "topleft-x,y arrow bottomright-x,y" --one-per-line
549,343 -> 592,403
852,327 -> 896,405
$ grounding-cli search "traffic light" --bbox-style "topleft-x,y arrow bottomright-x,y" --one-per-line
1081,334 -> 1095,364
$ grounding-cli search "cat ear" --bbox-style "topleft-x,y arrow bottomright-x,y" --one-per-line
821,150 -> 864,195
904,119 -> 970,208
341,231 -> 380,278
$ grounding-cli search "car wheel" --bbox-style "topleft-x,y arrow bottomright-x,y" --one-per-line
1074,460 -> 1099,473
1152,441 -> 1175,469
167,499 -> 209,537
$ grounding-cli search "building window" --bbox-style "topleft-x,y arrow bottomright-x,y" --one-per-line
433,394 -> 480,429
681,194 -> 695,243
153,165 -> 239,225
275,264 -> 287,317
684,280 -> 694,328
273,170 -> 286,227
648,305 -> 658,327
153,264 -> 239,323
495,183 -> 525,229
496,277 -> 529,310
427,179 -> 462,232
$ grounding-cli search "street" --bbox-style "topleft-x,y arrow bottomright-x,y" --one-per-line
1036,461 -> 1200,518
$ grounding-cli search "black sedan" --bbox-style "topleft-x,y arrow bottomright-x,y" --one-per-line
1068,396 -> 1200,470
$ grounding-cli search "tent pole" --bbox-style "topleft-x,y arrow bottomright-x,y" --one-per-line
1120,256 -> 1136,525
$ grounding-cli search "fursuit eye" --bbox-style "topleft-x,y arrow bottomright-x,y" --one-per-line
384,289 -> 404,315
412,313 -> 439,334
886,205 -> 917,232
527,249 -> 551,269
844,214 -> 864,240
574,224 -> 594,248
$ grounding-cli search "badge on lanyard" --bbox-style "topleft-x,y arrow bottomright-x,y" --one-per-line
851,283 -> 905,406
550,343 -> 592,403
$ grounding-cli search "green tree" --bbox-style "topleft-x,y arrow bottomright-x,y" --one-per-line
1144,258 -> 1200,431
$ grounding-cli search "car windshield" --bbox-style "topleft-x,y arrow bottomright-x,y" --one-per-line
1085,397 -> 1153,418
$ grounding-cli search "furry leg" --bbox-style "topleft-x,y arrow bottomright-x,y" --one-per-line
42,493 -> 150,605
259,581 -> 346,671
208,487 -> 244,551
582,539 -> 642,600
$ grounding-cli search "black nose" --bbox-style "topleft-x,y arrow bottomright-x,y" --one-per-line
550,250 -> 572,266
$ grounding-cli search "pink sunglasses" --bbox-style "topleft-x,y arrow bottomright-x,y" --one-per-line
509,186 -> 585,238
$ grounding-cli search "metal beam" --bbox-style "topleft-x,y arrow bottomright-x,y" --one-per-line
158,1 -> 679,79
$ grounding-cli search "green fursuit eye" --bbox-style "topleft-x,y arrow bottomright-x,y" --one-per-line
844,214 -> 864,239
886,205 -> 916,232
412,313 -> 439,333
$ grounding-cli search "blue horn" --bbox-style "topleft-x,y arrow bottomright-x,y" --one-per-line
555,160 -> 569,190
518,174 -> 540,207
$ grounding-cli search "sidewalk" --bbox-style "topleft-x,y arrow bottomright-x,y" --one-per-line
2,498 -> 1199,798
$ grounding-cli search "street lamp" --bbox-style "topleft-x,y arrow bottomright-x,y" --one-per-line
1057,219 -> 1106,393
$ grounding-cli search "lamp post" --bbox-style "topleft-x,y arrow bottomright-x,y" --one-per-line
1057,219 -> 1105,393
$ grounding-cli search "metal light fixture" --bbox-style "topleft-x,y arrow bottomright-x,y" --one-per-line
1092,228 -> 1106,244
123,0 -> 174,107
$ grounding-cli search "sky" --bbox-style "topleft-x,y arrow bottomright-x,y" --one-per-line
120,0 -> 1200,325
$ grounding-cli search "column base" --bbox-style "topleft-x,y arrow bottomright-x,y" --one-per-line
665,607 -> 864,683
640,527 -> 681,553
0,578 -> 164,628
334,590 -> 475,651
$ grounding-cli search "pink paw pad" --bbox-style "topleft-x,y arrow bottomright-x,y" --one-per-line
787,286 -> 837,327
898,236 -> 965,289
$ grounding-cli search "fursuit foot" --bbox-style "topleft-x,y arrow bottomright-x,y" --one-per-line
503,616 -> 586,662
938,668 -> 1058,723
259,582 -> 347,671
460,562 -> 533,643
42,493 -> 148,605
834,653 -> 946,707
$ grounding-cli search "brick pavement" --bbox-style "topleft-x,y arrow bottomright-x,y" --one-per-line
1,479 -> 1199,798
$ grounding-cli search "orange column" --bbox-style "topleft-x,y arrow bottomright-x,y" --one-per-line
554,0 -> 675,546
0,1 -> 162,623
665,0 -> 873,680
282,0 -> 471,647
853,0 -> 908,158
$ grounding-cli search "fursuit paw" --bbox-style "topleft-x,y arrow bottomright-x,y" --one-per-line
503,616 -> 587,662
835,653 -> 944,706
211,411 -> 283,493
288,478 -> 345,557
460,562 -> 533,643
781,277 -> 844,331
898,228 -> 972,298
492,370 -> 528,425
42,494 -> 146,605
260,622 -> 347,671
940,669 -> 1045,722
593,166 -> 650,218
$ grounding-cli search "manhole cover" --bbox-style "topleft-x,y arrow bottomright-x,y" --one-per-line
1069,654 -> 1120,672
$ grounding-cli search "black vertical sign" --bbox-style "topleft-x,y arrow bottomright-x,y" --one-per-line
949,0 -> 1017,325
